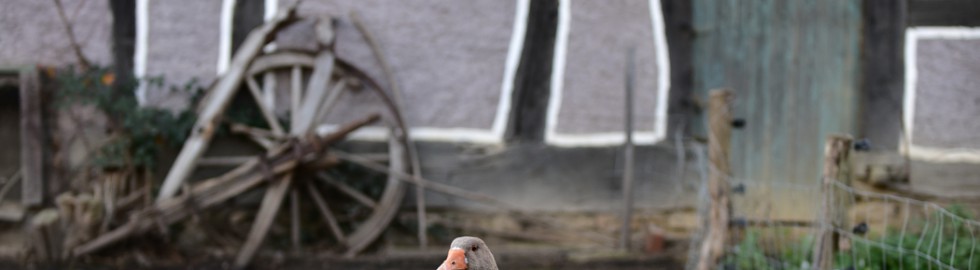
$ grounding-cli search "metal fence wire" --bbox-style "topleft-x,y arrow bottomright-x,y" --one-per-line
687,175 -> 980,270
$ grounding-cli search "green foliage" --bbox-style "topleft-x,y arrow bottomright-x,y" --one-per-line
724,229 -> 814,270
54,66 -> 201,169
837,205 -> 979,270
724,205 -> 980,270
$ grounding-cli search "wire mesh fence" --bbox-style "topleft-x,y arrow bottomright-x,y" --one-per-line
688,174 -> 980,270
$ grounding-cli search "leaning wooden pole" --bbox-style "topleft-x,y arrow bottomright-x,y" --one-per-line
696,89 -> 733,270
812,135 -> 852,270
619,48 -> 636,250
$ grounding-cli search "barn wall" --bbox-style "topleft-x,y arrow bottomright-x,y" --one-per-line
0,0 -> 113,68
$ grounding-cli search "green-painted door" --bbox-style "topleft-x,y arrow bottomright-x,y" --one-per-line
692,0 -> 861,208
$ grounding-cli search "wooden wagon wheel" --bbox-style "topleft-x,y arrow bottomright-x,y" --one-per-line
70,12 -> 418,268
220,50 -> 411,261
153,16 -> 413,265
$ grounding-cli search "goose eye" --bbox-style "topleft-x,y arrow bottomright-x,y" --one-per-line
471,245 -> 479,252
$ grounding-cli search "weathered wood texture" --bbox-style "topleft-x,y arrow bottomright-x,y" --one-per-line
908,0 -> 980,26
158,10 -> 293,200
109,0 -> 136,82
619,49 -> 636,251
661,0 -> 695,134
860,1 -> 906,151
74,114 -> 379,257
20,68 -> 44,207
692,0 -> 860,185
695,89 -> 732,270
812,135 -> 852,270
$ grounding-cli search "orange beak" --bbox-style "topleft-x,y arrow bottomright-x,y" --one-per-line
437,248 -> 467,270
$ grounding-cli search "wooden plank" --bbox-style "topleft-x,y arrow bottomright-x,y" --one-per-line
812,135 -> 852,270
234,174 -> 292,269
315,173 -> 377,209
692,0 -> 860,191
305,180 -> 345,242
19,68 -> 43,207
695,89 -> 732,270
158,9 -> 295,200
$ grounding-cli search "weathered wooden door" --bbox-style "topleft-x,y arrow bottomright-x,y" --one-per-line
691,0 -> 861,213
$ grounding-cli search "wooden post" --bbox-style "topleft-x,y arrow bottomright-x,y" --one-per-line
812,135 -> 852,270
20,68 -> 44,207
619,48 -> 636,250
695,89 -> 733,270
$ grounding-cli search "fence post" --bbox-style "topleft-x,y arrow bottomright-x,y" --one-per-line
813,135 -> 852,270
696,89 -> 733,270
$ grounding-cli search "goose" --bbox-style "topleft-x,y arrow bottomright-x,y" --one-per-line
436,236 -> 498,270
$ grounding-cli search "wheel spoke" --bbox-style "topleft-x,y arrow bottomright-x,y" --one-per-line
313,78 -> 347,125
261,72 -> 276,115
245,76 -> 285,135
294,52 -> 335,134
234,174 -> 292,268
315,172 -> 378,209
197,156 -> 255,167
229,123 -> 278,150
304,180 -> 345,242
290,65 -> 303,133
290,188 -> 301,250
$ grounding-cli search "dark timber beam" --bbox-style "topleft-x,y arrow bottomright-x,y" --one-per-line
860,0 -> 907,151
505,0 -> 559,142
908,0 -> 980,27
109,0 -> 136,81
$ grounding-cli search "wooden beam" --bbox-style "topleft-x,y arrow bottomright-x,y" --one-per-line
619,49 -> 636,251
158,8 -> 295,200
20,68 -> 44,207
695,89 -> 733,270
